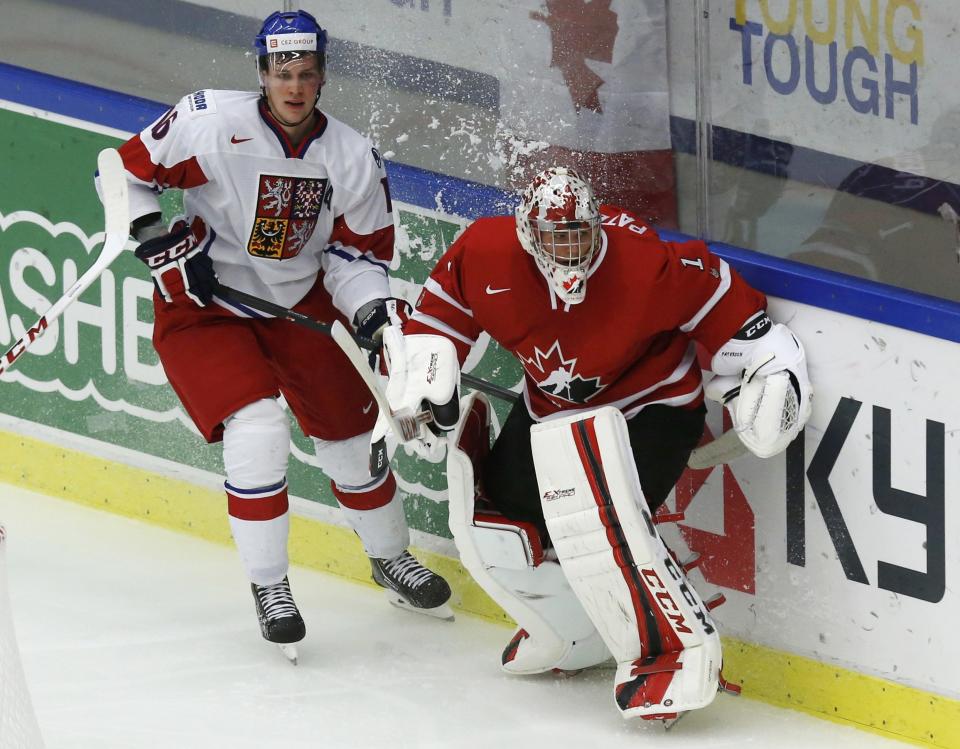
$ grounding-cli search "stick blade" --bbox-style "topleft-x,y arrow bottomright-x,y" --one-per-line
97,148 -> 129,237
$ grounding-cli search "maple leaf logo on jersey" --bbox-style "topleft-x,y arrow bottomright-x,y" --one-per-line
247,174 -> 329,260
521,340 -> 606,404
530,0 -> 618,114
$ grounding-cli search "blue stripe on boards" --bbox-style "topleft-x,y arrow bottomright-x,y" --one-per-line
0,62 -> 167,134
661,230 -> 960,343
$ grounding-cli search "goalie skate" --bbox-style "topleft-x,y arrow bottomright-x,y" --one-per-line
251,576 -> 305,664
371,551 -> 454,621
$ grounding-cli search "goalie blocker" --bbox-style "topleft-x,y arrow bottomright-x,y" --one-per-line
447,395 -> 738,722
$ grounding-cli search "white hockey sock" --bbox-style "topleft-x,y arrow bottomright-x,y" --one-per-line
223,398 -> 291,586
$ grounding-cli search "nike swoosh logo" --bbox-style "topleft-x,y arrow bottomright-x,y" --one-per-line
362,401 -> 374,414
230,135 -> 253,144
485,285 -> 510,295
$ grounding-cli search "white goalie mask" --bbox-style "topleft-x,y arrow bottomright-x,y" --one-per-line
515,167 -> 601,305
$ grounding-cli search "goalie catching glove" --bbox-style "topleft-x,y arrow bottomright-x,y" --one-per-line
370,326 -> 461,463
708,313 -> 812,459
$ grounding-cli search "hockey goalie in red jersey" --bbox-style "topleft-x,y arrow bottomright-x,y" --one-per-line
97,10 -> 453,663
373,167 -> 813,722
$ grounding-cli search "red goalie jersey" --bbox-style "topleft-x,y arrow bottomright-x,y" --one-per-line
405,206 -> 766,421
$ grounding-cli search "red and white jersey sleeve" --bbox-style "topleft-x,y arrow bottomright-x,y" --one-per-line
320,142 -> 394,318
116,90 -> 213,222
646,235 -> 766,357
408,208 -> 766,421
108,89 -> 392,315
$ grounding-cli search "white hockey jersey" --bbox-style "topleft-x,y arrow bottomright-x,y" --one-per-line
115,89 -> 394,317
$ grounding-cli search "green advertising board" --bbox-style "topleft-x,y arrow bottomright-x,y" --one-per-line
0,105 -> 522,540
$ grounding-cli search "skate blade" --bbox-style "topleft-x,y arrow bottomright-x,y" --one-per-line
278,643 -> 299,665
383,589 -> 455,621
641,712 -> 683,729
553,657 -> 616,678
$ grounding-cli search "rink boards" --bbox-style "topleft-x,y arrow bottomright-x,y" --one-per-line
0,70 -> 958,748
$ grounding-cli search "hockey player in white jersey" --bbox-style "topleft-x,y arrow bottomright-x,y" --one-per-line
99,10 -> 452,661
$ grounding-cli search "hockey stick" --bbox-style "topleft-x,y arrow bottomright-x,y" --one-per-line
686,428 -> 748,470
0,148 -> 129,376
213,283 -> 518,404
328,318 -> 431,442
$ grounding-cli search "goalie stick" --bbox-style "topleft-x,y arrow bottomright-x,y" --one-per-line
686,428 -> 748,470
0,148 -> 129,376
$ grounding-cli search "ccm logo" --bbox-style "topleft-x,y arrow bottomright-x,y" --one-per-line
145,238 -> 195,268
641,567 -> 693,635
742,314 -> 771,339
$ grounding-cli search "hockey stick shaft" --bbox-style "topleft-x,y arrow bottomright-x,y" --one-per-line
0,148 -> 129,376
214,283 -> 518,403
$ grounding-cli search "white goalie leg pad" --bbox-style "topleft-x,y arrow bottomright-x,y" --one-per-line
531,406 -> 723,718
223,398 -> 291,585
446,393 -> 610,675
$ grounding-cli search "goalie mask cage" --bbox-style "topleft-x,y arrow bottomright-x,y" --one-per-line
0,526 -> 45,749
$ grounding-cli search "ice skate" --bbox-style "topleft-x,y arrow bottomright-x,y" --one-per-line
370,551 -> 454,620
641,712 -> 685,730
251,576 -> 305,664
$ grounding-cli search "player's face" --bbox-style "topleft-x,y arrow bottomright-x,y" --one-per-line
262,54 -> 324,128
536,224 -> 598,267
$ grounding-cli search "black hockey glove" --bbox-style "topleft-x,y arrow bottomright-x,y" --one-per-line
353,297 -> 413,370
134,220 -> 216,307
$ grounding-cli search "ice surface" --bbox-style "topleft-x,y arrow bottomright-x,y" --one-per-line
0,485 -> 910,749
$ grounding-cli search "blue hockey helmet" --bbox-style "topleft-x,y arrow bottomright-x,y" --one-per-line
253,10 -> 328,60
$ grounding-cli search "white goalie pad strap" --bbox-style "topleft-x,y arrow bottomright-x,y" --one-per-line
446,393 -> 610,674
710,322 -> 813,459
530,406 -> 723,717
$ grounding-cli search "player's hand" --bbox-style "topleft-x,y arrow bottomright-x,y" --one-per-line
353,297 -> 413,370
134,220 -> 216,307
